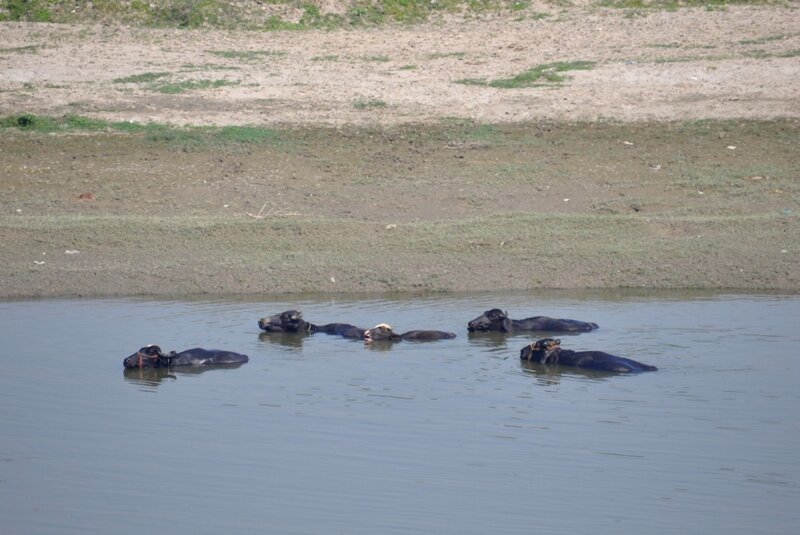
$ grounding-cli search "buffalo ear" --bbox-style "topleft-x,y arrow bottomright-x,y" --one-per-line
501,317 -> 513,332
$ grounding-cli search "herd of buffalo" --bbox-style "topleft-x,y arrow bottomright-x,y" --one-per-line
124,308 -> 658,374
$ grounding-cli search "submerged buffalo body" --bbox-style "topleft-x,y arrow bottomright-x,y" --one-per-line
364,323 -> 457,343
258,310 -> 361,336
468,308 -> 599,333
520,338 -> 656,373
123,345 -> 249,369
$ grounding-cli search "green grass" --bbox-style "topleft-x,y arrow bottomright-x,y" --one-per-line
0,0 -> 53,22
0,114 -> 108,132
0,0 -> 549,28
4,0 -> 784,29
456,61 -> 595,88
0,114 -> 280,150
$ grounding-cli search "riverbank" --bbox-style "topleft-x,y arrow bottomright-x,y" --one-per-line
2,120 -> 797,297
1,5 -> 799,297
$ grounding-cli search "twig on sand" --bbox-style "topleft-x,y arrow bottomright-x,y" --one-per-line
247,200 -> 271,219
247,201 -> 301,219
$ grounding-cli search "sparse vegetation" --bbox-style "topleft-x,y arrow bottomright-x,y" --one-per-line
0,45 -> 43,54
598,0 -> 782,8
312,55 -> 340,62
112,72 -> 171,84
0,0 -> 789,29
353,98 -> 388,109
153,78 -> 238,94
111,72 -> 240,93
0,0 -> 537,28
456,61 -> 595,88
429,52 -> 467,59
208,50 -> 287,61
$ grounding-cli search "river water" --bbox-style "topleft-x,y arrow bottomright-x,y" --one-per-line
1,291 -> 798,535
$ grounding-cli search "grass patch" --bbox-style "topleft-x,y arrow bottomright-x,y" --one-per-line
0,114 -> 109,132
0,0 -> 551,28
112,72 -> 171,84
775,49 -> 800,58
456,61 -> 595,88
112,72 -> 242,93
0,45 -> 42,54
208,50 -> 287,61
215,125 -> 281,144
527,11 -> 549,20
153,79 -> 238,94
598,0 -> 783,8
738,33 -> 794,46
180,63 -> 240,72
429,52 -> 467,59
0,0 -> 53,22
353,98 -> 388,109
0,114 -> 281,150
141,125 -> 279,149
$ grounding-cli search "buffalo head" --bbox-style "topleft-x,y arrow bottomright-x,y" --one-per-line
519,338 -> 562,364
467,308 -> 512,332
123,345 -> 176,369
364,323 -> 402,343
258,310 -> 310,333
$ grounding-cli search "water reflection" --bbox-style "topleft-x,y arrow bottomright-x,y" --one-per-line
466,331 -> 590,361
123,363 -> 248,389
258,331 -> 309,349
519,359 -> 619,384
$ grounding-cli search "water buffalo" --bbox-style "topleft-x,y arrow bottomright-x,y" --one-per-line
364,323 -> 457,343
467,308 -> 599,333
123,345 -> 249,369
519,338 -> 656,373
258,310 -> 361,336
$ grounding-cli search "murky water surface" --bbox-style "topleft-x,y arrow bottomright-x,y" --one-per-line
2,292 -> 799,534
